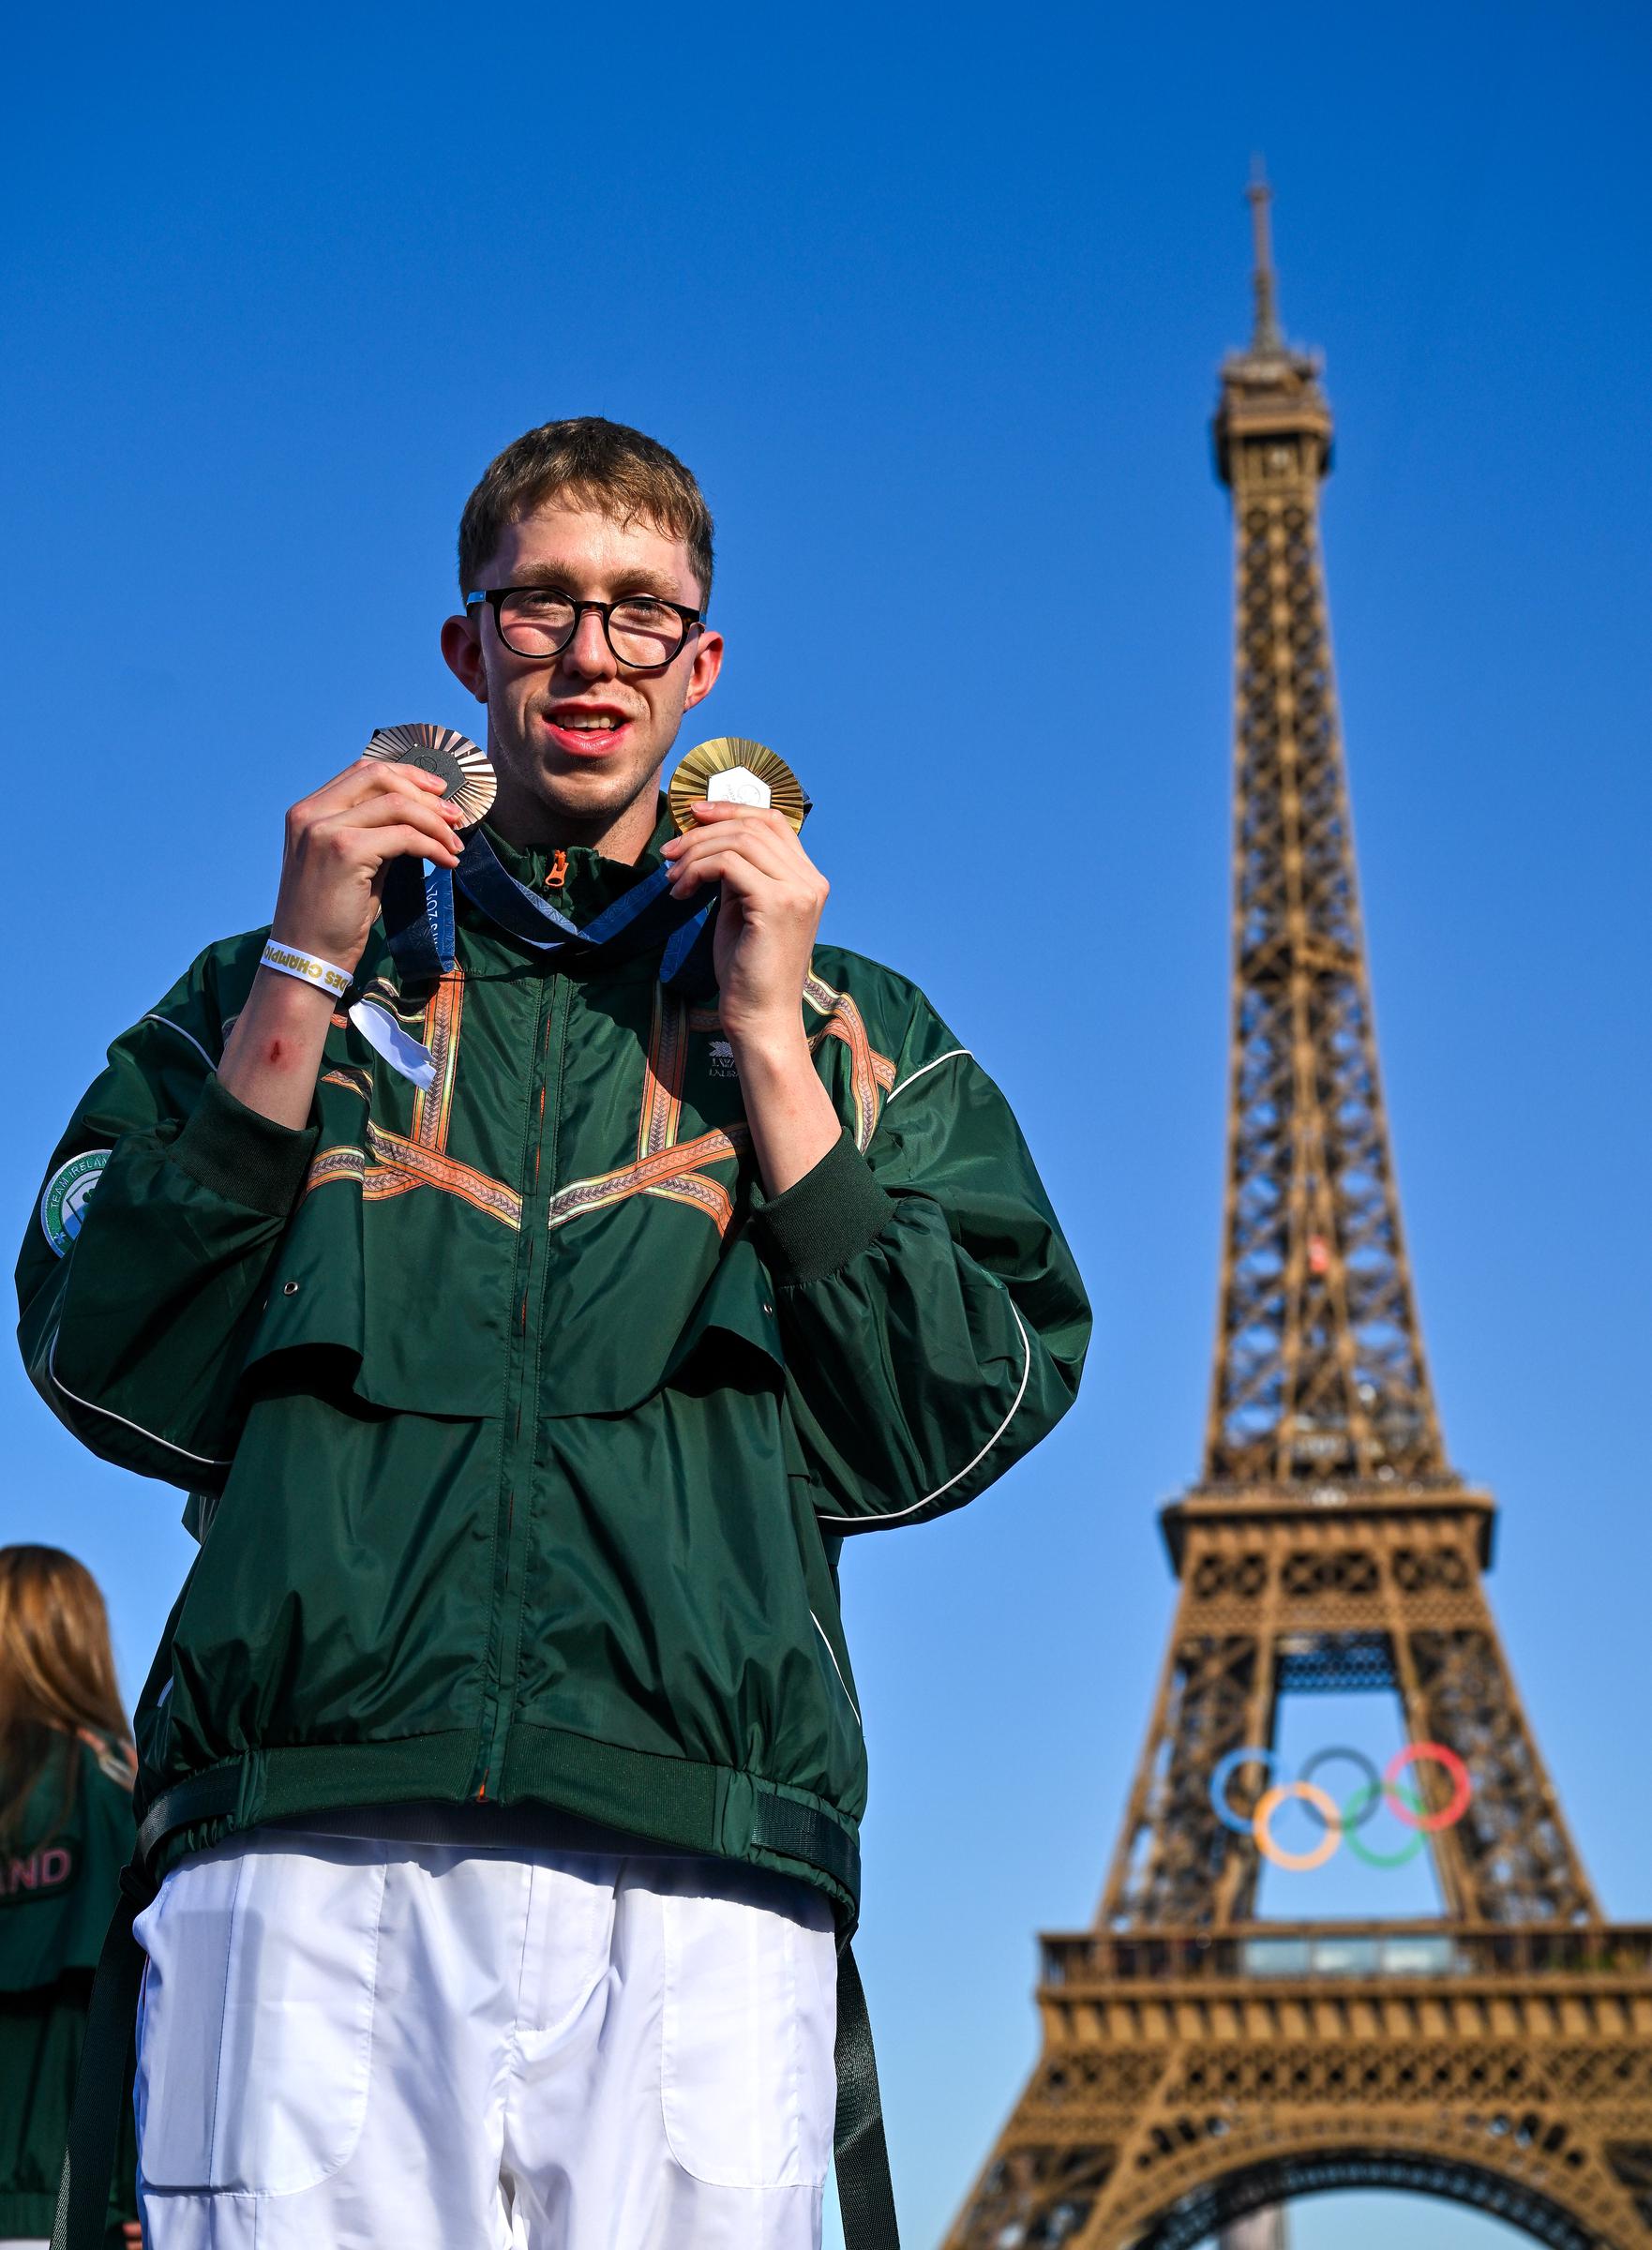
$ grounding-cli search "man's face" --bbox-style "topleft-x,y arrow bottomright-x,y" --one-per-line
441,500 -> 722,842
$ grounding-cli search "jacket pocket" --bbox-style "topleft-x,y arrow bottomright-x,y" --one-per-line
134,1834 -> 386,2194
809,1604 -> 863,1734
788,1471 -> 865,1776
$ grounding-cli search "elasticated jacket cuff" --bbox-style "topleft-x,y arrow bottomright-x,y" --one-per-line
167,1072 -> 320,1220
751,1128 -> 894,1287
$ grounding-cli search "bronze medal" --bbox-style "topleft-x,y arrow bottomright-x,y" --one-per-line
365,723 -> 497,830
668,738 -> 810,837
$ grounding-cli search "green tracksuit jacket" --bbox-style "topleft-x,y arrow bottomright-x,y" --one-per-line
16,806 -> 1089,1922
0,1732 -> 139,2243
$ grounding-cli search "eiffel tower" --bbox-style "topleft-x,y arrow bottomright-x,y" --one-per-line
939,181 -> 1652,2250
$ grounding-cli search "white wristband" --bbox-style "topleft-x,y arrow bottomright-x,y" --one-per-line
260,938 -> 353,1000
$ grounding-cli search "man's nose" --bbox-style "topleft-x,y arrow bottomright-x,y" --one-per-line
560,610 -> 618,678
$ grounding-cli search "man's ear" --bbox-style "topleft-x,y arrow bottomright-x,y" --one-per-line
441,613 -> 489,705
683,626 -> 725,713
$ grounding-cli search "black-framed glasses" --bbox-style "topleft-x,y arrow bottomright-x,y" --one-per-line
466,586 -> 704,671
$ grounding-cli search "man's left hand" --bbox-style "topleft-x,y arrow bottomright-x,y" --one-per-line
662,802 -> 828,1055
661,801 -> 842,1195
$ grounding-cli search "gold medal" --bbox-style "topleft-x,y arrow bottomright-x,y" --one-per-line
365,724 -> 497,829
668,738 -> 810,836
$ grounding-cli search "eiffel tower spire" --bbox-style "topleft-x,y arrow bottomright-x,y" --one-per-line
1246,159 -> 1284,353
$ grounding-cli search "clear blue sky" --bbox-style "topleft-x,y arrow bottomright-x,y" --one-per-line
4,6 -> 1647,2245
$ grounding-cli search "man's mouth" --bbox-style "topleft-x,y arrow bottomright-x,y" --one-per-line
541,705 -> 635,755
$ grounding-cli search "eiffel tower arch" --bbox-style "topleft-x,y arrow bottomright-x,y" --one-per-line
939,181 -> 1652,2250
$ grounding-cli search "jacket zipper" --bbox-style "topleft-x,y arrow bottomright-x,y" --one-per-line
470,966 -> 568,1799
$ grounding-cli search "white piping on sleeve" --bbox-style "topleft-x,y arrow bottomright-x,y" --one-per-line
143,1015 -> 218,1073
815,1298 -> 1034,1528
810,1612 -> 863,1726
47,1329 -> 233,1470
884,1048 -> 970,1105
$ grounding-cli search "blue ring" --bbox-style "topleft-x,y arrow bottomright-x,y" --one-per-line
1209,1746 -> 1278,1835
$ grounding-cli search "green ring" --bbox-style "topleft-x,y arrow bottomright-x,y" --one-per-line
1342,1778 -> 1429,1868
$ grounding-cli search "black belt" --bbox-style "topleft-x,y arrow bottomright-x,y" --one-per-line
52,1774 -> 900,2250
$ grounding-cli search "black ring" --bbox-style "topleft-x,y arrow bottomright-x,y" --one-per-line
1298,1746 -> 1381,1831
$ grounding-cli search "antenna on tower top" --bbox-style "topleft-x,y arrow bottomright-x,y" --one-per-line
1246,157 -> 1283,352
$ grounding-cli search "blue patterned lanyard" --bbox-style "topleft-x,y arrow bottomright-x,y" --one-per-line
381,828 -> 716,994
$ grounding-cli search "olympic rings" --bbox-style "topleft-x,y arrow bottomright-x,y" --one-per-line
1209,1741 -> 1474,1869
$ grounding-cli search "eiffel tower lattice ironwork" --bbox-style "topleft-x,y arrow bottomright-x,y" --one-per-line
940,180 -> 1652,2250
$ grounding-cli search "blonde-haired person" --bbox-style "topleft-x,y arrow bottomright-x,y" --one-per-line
0,1547 -> 140,2250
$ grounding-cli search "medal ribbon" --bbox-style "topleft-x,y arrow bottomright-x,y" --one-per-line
382,828 -> 717,995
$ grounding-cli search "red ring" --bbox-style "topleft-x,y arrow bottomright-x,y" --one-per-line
1384,1741 -> 1472,1831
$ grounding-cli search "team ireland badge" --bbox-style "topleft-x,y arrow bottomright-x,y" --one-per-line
668,739 -> 810,836
364,724 -> 497,829
39,1148 -> 111,1257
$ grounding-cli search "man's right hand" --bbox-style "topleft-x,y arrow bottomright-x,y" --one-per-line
217,757 -> 469,1134
269,756 -> 467,975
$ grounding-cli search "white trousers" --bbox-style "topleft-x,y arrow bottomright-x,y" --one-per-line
133,1832 -> 839,2249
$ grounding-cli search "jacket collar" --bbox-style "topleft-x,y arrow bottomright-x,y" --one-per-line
471,795 -> 677,927
452,795 -> 702,982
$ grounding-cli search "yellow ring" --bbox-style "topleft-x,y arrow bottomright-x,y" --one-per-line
1254,1780 -> 1341,1870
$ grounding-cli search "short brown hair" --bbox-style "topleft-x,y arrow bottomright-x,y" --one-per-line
458,416 -> 715,605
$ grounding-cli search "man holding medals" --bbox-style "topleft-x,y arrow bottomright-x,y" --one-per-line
19,418 -> 1089,2250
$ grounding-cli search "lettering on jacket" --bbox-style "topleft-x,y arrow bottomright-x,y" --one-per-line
1,1841 -> 79,1903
